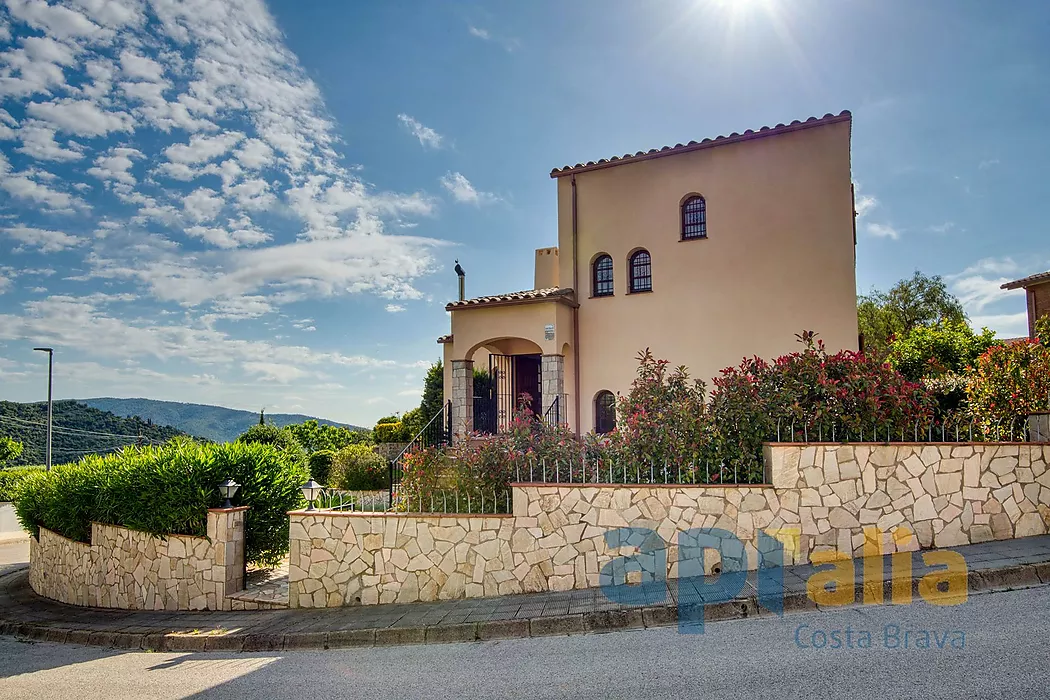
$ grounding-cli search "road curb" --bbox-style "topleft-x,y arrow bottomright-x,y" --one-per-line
4,560 -> 1050,652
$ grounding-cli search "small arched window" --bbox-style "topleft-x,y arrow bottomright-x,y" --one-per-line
592,254 -> 613,297
595,391 -> 616,434
628,249 -> 652,293
681,195 -> 707,240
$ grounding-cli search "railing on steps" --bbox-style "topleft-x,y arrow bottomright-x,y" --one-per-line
388,400 -> 452,506
542,394 -> 567,428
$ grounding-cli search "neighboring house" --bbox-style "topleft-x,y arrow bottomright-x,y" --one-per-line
439,111 -> 860,437
1001,271 -> 1050,339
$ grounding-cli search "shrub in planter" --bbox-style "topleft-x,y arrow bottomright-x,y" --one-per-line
330,445 -> 388,490
0,465 -> 42,501
308,449 -> 336,486
967,339 -> 1050,436
13,440 -> 307,567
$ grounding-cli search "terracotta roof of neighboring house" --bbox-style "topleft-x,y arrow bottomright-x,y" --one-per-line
1001,270 -> 1050,290
998,336 -> 1029,345
550,111 -> 852,178
445,287 -> 577,311
436,334 -> 453,344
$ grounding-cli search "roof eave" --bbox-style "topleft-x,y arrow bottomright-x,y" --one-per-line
445,294 -> 578,312
549,111 -> 851,179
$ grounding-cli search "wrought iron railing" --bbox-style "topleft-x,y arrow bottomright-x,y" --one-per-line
767,415 -> 1039,444
388,400 -> 452,504
542,394 -> 567,428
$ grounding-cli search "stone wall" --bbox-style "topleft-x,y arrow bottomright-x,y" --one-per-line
29,507 -> 248,611
288,443 -> 1050,608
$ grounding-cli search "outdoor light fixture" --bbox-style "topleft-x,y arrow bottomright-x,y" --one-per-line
300,479 -> 323,511
217,478 -> 240,508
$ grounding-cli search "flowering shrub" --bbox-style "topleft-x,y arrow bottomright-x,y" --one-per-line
966,339 -> 1050,436
708,332 -> 935,477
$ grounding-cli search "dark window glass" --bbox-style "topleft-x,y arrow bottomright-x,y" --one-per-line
595,391 -> 616,434
629,250 -> 652,293
593,254 -> 614,297
682,196 -> 707,239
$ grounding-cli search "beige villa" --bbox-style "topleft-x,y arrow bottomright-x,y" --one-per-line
439,111 -> 860,437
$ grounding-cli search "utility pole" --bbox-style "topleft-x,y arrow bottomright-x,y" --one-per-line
32,347 -> 54,471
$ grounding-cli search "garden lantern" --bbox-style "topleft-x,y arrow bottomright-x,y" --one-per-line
300,479 -> 323,511
217,478 -> 240,508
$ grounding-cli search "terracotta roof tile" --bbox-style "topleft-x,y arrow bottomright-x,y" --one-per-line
445,287 -> 576,310
550,111 -> 851,177
1001,271 -> 1050,290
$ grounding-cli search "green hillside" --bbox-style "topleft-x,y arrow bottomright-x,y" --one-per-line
81,397 -> 365,443
0,400 -> 188,467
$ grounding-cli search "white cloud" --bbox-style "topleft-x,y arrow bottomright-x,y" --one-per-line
467,24 -> 519,51
978,158 -> 1000,170
185,219 -> 271,249
397,113 -> 444,149
242,361 -> 310,383
164,131 -> 245,165
970,312 -> 1029,338
865,222 -> 899,240
16,121 -> 84,161
5,225 -> 83,252
182,187 -> 224,222
234,138 -> 274,169
27,98 -> 132,137
928,222 -> 956,234
87,146 -> 142,185
385,303 -> 406,313
119,50 -> 164,81
440,171 -> 497,205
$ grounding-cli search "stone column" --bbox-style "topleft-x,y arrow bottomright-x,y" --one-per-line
1030,413 -> 1050,442
541,354 -> 565,424
451,359 -> 474,440
206,506 -> 247,608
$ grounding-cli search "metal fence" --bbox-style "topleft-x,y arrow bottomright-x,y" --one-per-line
388,400 -> 452,504
317,487 -> 511,515
766,415 -> 1038,444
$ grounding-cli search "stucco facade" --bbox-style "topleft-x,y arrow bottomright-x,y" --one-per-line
441,112 -> 858,436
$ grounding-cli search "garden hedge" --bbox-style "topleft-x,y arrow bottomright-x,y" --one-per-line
0,466 -> 43,502
13,439 -> 308,567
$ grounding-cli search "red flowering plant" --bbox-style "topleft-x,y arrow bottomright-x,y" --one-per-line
709,332 -> 936,478
612,348 -> 713,482
966,339 -> 1050,438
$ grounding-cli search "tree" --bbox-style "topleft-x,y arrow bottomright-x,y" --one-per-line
0,437 -> 23,466
420,360 -> 444,422
887,320 -> 998,381
284,420 -> 371,453
1036,315 -> 1050,347
858,271 -> 967,357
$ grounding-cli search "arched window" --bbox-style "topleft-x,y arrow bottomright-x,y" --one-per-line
595,391 -> 616,434
592,254 -> 613,297
628,249 -> 652,293
681,195 -> 707,240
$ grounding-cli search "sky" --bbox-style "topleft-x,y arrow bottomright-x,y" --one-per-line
0,0 -> 1047,427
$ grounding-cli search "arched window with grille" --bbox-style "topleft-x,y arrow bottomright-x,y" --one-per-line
595,391 -> 616,434
681,195 -> 707,240
628,249 -> 652,293
592,254 -> 613,297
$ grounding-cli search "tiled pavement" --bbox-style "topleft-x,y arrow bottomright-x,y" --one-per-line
2,535 -> 1050,652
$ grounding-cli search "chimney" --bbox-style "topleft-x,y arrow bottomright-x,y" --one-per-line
455,259 -> 466,301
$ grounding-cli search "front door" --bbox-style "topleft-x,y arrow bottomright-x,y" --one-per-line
513,354 -> 542,416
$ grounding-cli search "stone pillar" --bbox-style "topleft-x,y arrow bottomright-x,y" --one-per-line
541,354 -> 565,424
1030,413 -> 1050,442
207,506 -> 247,607
451,359 -> 474,440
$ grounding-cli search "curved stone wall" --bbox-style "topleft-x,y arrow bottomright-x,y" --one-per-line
29,507 -> 246,611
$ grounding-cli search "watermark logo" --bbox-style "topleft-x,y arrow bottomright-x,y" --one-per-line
598,526 -> 968,633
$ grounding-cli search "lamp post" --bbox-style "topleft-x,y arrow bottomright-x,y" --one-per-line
300,479 -> 323,511
32,347 -> 53,472
217,478 -> 240,508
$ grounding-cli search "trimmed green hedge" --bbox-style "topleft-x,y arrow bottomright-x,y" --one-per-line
13,439 -> 308,567
0,466 -> 43,502
330,445 -> 388,490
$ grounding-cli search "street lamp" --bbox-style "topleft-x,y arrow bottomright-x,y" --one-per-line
32,347 -> 53,472
217,478 -> 240,508
300,479 -> 323,511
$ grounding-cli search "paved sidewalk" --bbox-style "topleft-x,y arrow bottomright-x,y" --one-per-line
3,535 -> 1050,652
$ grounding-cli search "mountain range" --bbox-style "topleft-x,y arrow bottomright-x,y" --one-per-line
81,398 -> 364,443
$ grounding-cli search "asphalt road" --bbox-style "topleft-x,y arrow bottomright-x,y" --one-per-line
1,584 -> 1048,700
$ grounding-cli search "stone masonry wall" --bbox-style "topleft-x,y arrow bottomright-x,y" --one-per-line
288,444 -> 1050,607
29,507 -> 247,611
